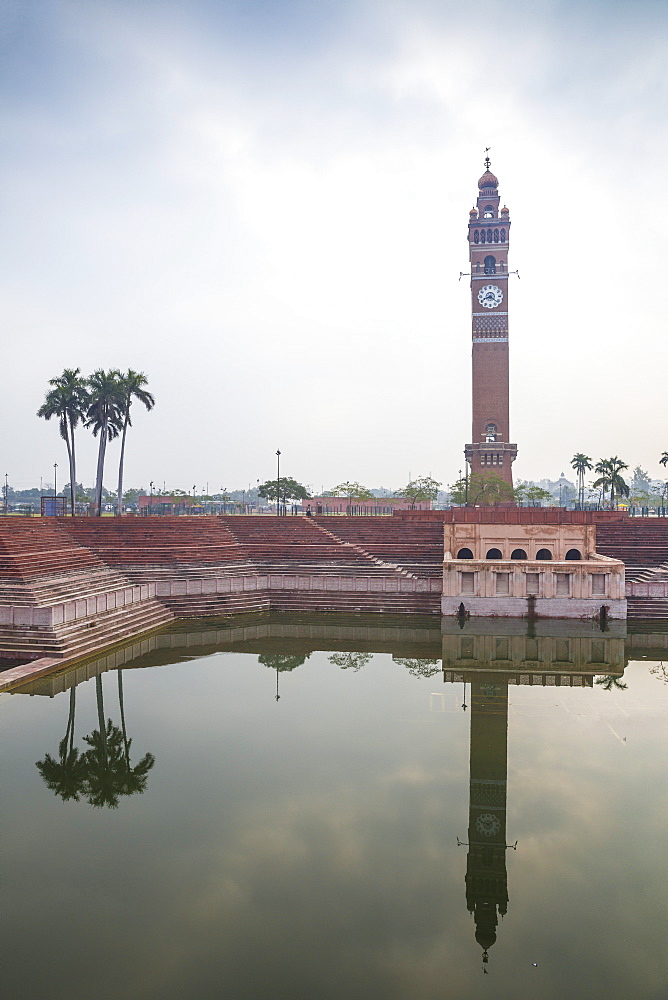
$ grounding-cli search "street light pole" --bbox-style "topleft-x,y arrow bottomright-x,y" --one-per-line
54,463 -> 58,507
276,449 -> 281,516
4,472 -> 8,515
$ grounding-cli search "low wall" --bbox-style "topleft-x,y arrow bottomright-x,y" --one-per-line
154,572 -> 440,599
0,583 -> 155,628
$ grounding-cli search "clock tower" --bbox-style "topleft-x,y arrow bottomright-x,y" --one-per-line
464,159 -> 517,486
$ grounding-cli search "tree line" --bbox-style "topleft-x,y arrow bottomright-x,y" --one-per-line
37,368 -> 154,516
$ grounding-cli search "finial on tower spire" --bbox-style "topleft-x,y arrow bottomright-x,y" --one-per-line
484,147 -> 491,171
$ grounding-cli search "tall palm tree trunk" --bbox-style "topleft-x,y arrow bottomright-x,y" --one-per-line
67,413 -> 77,516
117,670 -> 130,768
116,410 -> 130,517
94,414 -> 108,517
95,675 -> 108,768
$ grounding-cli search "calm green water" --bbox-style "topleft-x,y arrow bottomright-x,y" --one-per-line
2,615 -> 667,1000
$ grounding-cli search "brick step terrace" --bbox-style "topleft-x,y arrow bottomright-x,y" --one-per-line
0,519 -> 107,579
627,597 -> 668,620
0,597 -> 173,660
58,516 -> 246,565
0,565 -> 138,608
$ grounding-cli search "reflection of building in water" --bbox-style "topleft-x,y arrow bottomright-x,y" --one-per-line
443,619 -> 628,965
442,618 -> 627,687
465,680 -> 509,967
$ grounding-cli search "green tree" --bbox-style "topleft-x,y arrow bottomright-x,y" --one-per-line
258,653 -> 309,671
393,657 -> 441,678
397,476 -> 442,503
329,481 -> 374,501
37,368 -> 89,516
593,457 -> 629,507
257,478 -> 310,504
570,453 -> 593,506
631,466 -> 651,493
329,651 -> 372,671
514,481 -> 552,505
85,370 -> 124,517
660,452 -> 668,469
449,471 -> 514,506
116,371 -> 155,516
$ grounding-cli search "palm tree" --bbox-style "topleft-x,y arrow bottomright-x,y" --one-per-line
35,688 -> 87,801
594,457 -> 629,508
660,452 -> 668,468
570,453 -> 592,507
85,369 -> 123,517
115,370 -> 155,516
37,369 -> 88,516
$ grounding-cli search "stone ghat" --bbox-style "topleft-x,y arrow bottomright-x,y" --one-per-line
2,513 -> 668,667
0,516 -> 444,662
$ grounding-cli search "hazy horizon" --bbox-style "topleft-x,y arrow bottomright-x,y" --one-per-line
2,0 -> 665,495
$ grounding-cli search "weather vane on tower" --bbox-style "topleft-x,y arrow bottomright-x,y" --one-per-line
484,146 -> 491,170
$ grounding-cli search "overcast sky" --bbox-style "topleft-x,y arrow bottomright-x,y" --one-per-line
1,0 -> 666,494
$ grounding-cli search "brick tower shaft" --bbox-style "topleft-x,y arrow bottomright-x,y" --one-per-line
464,161 -> 517,487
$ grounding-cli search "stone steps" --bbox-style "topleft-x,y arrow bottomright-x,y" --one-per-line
627,597 -> 668,620
0,598 -> 173,660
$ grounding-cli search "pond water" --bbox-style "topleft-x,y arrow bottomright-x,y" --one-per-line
2,614 -> 667,1000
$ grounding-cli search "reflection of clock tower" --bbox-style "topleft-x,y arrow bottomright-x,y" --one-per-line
464,158 -> 518,486
465,682 -> 509,966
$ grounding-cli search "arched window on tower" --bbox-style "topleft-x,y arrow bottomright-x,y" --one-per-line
483,205 -> 494,219
500,228 -> 506,242
484,255 -> 496,275
474,230 -> 479,244
493,228 -> 499,243
485,423 -> 497,442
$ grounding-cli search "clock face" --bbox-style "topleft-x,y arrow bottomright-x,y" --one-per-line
476,813 -> 501,837
477,284 -> 503,309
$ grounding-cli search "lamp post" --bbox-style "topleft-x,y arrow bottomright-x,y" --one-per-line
3,472 -> 8,515
53,463 -> 58,506
149,481 -> 154,515
276,449 -> 281,516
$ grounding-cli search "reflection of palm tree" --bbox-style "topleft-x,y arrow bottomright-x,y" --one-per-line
595,675 -> 628,691
81,673 -> 155,808
393,657 -> 440,678
37,673 -> 155,807
36,688 -> 87,801
328,651 -> 372,672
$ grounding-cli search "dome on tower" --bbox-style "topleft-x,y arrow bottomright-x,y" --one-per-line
478,170 -> 499,189
470,207 -> 478,217
500,205 -> 510,215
